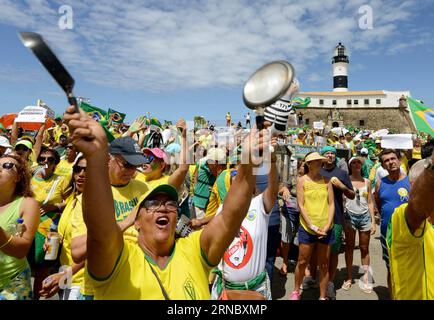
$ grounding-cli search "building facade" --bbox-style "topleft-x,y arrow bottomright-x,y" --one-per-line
296,43 -> 415,132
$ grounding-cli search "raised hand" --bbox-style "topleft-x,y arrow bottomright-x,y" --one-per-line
129,115 -> 147,134
176,118 -> 187,137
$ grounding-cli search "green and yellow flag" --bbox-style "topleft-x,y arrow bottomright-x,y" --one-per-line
80,102 -> 115,142
291,97 -> 311,109
107,108 -> 126,124
407,97 -> 434,135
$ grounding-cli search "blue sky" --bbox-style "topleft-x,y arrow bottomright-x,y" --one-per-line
0,0 -> 433,125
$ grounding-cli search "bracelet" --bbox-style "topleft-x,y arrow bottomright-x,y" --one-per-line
0,235 -> 13,250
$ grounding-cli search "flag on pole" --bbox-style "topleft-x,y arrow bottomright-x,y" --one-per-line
407,97 -> 434,135
80,102 -> 115,142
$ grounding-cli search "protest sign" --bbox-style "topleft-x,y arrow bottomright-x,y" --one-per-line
290,144 -> 320,158
381,134 -> 413,150
313,121 -> 324,130
15,106 -> 47,123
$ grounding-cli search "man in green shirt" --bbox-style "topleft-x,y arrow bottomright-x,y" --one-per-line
192,148 -> 227,219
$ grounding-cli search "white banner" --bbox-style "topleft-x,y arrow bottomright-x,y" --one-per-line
381,134 -> 413,150
15,106 -> 47,123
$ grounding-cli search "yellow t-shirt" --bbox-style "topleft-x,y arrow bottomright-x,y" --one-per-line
58,194 -> 84,287
135,172 -> 170,190
300,178 -> 331,234
90,230 -> 214,300
112,180 -> 149,243
400,155 -> 409,174
387,203 -> 434,300
71,194 -> 94,296
31,174 -> 70,205
53,125 -> 63,142
205,169 -> 233,218
54,159 -> 73,180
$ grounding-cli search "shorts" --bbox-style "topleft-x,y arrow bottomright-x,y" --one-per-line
344,211 -> 371,232
330,224 -> 343,254
297,226 -> 334,245
280,211 -> 300,244
0,266 -> 32,300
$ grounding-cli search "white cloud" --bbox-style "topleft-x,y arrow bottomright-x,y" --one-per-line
0,0 -> 429,92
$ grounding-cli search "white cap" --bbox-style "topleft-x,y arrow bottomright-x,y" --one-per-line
360,147 -> 369,155
0,136 -> 12,148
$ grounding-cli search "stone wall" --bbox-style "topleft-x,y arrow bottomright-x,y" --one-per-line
300,107 -> 413,132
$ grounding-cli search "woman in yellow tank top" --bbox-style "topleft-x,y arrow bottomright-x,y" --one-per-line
290,152 -> 335,300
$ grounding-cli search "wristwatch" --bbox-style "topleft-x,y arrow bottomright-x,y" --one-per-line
424,157 -> 434,171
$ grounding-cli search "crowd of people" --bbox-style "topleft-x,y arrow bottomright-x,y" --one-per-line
0,106 -> 433,301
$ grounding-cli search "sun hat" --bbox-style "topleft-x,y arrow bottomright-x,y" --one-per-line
304,152 -> 326,163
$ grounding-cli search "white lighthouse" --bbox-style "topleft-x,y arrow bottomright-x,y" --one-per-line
332,42 -> 349,92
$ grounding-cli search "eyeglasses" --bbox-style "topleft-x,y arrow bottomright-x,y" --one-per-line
143,199 -> 178,212
1,162 -> 16,171
38,156 -> 56,164
15,145 -> 30,152
356,189 -> 360,201
143,155 -> 155,164
73,165 -> 86,173
114,156 -> 137,170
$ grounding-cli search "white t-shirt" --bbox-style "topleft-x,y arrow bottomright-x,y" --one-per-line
216,193 -> 271,282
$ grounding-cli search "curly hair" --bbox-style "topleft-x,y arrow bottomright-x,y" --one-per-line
1,153 -> 34,198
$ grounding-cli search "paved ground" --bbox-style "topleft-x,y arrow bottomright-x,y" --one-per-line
272,224 -> 390,300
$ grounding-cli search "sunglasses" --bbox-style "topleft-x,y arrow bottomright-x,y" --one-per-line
38,156 -> 56,164
143,155 -> 155,164
1,162 -> 16,170
15,145 -> 30,152
73,165 -> 86,173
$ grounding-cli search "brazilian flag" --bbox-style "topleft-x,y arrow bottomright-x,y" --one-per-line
107,108 -> 126,124
80,102 -> 115,142
291,97 -> 311,109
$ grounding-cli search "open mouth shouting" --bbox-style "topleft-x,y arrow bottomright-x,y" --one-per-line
155,215 -> 170,228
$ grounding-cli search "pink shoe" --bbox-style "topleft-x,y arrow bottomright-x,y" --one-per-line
289,291 -> 301,300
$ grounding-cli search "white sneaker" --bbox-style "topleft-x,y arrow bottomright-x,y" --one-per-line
300,276 -> 318,290
327,281 -> 336,300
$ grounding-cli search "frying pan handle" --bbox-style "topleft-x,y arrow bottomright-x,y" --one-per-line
67,94 -> 79,113
255,107 -> 265,156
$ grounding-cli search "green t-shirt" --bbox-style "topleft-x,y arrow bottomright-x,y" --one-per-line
193,161 -> 216,210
